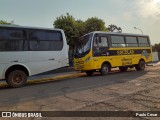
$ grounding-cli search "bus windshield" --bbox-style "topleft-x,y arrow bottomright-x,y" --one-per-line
74,33 -> 93,58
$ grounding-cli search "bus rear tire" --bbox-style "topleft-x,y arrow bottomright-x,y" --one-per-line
6,70 -> 27,88
119,66 -> 128,72
135,60 -> 145,71
100,64 -> 110,75
86,71 -> 94,76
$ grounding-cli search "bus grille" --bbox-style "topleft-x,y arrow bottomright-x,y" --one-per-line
75,61 -> 84,70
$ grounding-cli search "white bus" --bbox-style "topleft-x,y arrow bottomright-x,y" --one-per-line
0,25 -> 68,87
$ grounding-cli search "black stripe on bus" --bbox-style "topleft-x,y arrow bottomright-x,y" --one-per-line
93,49 -> 151,57
108,49 -> 151,56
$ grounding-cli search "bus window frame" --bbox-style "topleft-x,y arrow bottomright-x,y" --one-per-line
110,35 -> 126,48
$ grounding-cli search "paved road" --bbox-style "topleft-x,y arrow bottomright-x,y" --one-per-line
0,68 -> 146,106
0,65 -> 160,120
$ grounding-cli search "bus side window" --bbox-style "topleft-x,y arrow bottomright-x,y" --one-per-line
99,37 -> 108,47
1,29 -> 26,51
138,37 -> 150,46
93,36 -> 108,56
29,31 -> 44,51
29,30 -> 63,51
125,36 -> 138,47
111,35 -> 125,47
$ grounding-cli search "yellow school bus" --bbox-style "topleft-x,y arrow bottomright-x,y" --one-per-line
74,31 -> 152,75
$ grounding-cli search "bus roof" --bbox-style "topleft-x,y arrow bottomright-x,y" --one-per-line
0,24 -> 63,31
83,31 -> 149,37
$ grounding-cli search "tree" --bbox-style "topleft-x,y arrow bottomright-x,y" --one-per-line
75,20 -> 85,38
0,20 -> 11,24
53,13 -> 77,48
152,43 -> 160,52
84,17 -> 107,33
108,24 -> 122,32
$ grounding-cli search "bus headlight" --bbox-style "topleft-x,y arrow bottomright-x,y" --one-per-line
85,56 -> 90,62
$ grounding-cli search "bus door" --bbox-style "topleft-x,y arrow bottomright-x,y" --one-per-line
92,34 -> 109,69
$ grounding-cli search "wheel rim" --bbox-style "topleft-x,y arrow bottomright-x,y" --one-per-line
140,61 -> 145,70
12,73 -> 23,84
102,65 -> 108,73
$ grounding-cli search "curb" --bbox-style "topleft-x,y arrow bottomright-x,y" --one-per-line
0,72 -> 85,88
153,62 -> 160,67
147,62 -> 160,67
27,72 -> 85,85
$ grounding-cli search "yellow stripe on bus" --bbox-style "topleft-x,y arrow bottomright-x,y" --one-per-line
0,72 -> 85,88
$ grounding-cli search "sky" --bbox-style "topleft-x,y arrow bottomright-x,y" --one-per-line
0,0 -> 160,44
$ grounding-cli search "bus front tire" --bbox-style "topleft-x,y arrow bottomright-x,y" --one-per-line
119,66 -> 128,72
86,71 -> 94,76
135,60 -> 145,71
6,70 -> 27,88
100,64 -> 110,75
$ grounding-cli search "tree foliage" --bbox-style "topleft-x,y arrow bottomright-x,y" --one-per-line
85,17 -> 107,33
108,24 -> 122,32
152,43 -> 160,52
53,13 -> 77,48
0,20 -> 11,24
